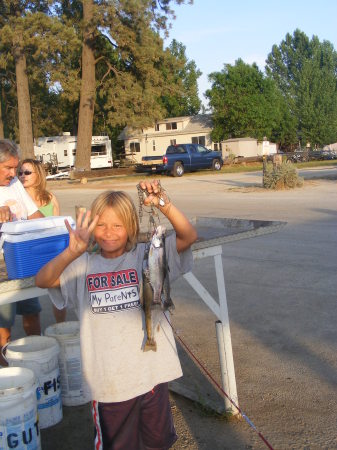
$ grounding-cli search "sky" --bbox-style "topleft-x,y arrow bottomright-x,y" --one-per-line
164,0 -> 337,106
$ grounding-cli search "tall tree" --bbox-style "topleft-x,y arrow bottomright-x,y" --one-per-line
75,0 -> 96,171
266,29 -> 337,147
206,59 -> 285,143
0,1 -> 50,156
0,82 -> 4,138
56,0 -> 191,172
160,39 -> 201,117
0,1 -> 80,155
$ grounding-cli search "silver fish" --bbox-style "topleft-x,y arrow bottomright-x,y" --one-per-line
142,256 -> 157,352
148,225 -> 166,307
141,225 -> 175,351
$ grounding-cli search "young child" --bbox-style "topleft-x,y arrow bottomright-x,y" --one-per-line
35,180 -> 197,450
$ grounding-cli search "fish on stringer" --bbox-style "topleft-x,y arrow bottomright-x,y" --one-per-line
142,225 -> 174,352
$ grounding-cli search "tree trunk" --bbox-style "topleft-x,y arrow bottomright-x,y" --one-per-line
0,83 -> 4,139
14,34 -> 34,158
75,0 -> 96,172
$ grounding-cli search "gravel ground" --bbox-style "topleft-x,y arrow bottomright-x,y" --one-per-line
9,169 -> 337,449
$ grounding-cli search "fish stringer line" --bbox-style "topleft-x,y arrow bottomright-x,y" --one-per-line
136,181 -> 170,239
163,312 -> 275,450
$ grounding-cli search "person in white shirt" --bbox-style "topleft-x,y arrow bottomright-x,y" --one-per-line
0,139 -> 43,366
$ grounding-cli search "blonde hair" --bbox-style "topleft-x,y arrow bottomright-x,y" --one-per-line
20,159 -> 52,205
90,191 -> 139,251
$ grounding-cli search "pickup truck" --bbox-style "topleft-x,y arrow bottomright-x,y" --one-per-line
136,143 -> 223,177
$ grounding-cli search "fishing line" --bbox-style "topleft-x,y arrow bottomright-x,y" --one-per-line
163,312 -> 275,450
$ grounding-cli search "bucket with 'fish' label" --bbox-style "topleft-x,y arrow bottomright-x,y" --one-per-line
4,335 -> 62,429
0,366 -> 41,449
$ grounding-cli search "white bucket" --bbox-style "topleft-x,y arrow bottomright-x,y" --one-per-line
0,367 -> 41,450
4,336 -> 63,429
44,321 -> 90,406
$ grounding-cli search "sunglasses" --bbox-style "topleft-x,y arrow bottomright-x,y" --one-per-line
18,170 -> 34,176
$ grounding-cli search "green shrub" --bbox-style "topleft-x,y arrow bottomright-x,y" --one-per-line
263,161 -> 303,189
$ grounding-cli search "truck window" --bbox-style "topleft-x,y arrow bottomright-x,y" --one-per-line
167,145 -> 186,154
196,145 -> 208,153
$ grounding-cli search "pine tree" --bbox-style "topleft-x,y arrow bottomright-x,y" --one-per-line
55,0 -> 192,172
160,39 -> 201,117
0,1 -> 80,156
266,29 -> 337,147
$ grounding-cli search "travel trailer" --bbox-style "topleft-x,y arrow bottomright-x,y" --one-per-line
34,133 -> 113,170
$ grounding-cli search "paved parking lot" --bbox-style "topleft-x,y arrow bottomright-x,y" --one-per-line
11,168 -> 337,449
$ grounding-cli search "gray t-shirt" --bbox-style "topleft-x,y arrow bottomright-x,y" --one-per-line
48,233 -> 193,402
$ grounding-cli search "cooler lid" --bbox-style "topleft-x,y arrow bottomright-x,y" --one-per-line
0,216 -> 75,234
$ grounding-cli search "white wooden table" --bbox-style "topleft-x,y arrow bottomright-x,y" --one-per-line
0,217 -> 286,414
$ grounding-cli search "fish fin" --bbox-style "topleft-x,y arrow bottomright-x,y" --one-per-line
166,303 -> 175,313
163,298 -> 175,311
144,338 -> 157,352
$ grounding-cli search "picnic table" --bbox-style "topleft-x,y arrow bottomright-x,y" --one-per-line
0,216 -> 286,413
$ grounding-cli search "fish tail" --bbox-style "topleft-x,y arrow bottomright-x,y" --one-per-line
144,338 -> 157,352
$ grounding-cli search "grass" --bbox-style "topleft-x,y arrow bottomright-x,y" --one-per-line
289,159 -> 337,169
54,159 -> 336,186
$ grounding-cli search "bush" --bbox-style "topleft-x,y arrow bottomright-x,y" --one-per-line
263,161 -> 303,189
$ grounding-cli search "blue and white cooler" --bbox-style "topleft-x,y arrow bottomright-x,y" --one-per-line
0,216 -> 75,279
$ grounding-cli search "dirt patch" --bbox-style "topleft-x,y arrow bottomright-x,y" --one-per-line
226,179 -> 319,193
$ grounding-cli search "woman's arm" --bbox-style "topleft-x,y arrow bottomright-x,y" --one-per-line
139,180 -> 197,253
28,210 -> 44,219
35,211 -> 98,288
51,193 -> 60,215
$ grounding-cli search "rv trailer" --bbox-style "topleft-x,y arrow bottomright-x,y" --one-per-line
34,133 -> 113,170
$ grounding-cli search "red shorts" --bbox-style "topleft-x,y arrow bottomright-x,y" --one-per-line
92,383 -> 177,450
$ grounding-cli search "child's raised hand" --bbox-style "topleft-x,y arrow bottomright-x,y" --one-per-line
138,180 -> 164,207
65,211 -> 99,257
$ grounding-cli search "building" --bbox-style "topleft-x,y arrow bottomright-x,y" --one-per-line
118,114 -> 219,164
221,137 -> 277,158
118,115 -> 278,163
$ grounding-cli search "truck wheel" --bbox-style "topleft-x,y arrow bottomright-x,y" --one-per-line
172,162 -> 184,177
212,159 -> 221,171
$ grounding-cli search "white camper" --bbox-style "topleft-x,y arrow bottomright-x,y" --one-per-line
34,133 -> 113,170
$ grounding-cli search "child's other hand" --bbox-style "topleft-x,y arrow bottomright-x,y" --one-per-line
139,180 -> 162,207
65,211 -> 99,257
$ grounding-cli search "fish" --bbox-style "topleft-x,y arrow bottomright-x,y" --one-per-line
142,254 -> 157,352
141,225 -> 174,351
148,225 -> 166,307
162,263 -> 174,311
148,225 -> 174,310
